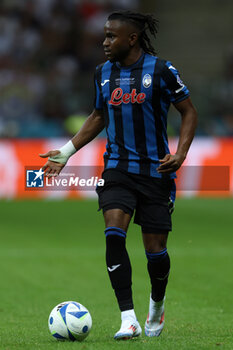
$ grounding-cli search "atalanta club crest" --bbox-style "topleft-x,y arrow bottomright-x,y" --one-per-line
142,74 -> 152,88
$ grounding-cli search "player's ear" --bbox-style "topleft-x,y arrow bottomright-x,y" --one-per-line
129,32 -> 138,47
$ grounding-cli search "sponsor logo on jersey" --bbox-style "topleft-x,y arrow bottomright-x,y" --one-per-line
142,73 -> 152,88
108,88 -> 146,106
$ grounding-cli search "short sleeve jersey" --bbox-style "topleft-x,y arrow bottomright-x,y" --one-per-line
94,52 -> 189,178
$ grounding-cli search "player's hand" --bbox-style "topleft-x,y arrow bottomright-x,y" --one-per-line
157,154 -> 185,173
39,150 -> 65,177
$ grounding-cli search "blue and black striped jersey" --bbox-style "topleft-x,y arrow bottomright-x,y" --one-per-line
94,52 -> 189,178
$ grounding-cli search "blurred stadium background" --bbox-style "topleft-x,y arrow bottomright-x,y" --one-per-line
0,0 -> 232,198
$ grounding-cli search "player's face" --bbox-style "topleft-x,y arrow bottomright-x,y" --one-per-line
103,20 -> 133,63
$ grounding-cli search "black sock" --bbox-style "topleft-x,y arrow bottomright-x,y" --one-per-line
146,248 -> 170,302
105,227 -> 133,311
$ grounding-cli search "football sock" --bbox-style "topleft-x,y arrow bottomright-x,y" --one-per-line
121,309 -> 137,322
148,295 -> 165,322
105,227 -> 133,311
146,248 -> 170,302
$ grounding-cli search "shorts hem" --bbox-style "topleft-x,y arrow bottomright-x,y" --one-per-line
101,203 -> 133,216
139,225 -> 171,234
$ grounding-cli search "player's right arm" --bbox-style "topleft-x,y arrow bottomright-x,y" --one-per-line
71,108 -> 105,151
40,108 -> 104,176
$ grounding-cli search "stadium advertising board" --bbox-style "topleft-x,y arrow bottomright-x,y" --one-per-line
0,138 -> 232,198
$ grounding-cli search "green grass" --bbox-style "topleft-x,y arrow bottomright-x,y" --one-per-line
0,198 -> 232,350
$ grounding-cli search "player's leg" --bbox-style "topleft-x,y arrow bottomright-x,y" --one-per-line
104,208 -> 132,312
96,169 -> 141,339
142,231 -> 170,336
104,208 -> 142,339
143,231 -> 170,303
133,176 -> 173,337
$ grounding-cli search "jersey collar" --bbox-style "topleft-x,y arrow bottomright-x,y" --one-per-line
116,52 -> 145,70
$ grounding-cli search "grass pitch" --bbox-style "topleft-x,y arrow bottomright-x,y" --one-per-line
0,198 -> 232,350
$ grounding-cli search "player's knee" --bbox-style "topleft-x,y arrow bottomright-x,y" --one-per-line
145,248 -> 169,263
146,242 -> 165,253
142,232 -> 168,253
104,209 -> 131,231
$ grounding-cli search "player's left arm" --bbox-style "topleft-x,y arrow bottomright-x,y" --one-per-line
157,97 -> 198,173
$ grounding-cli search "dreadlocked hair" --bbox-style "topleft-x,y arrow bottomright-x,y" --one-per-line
108,11 -> 158,55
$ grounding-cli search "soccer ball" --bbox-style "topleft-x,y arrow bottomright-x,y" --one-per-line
48,301 -> 92,341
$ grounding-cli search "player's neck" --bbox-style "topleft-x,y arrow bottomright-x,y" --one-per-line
118,48 -> 143,67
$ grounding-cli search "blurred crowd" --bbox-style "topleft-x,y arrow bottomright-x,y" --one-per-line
168,48 -> 233,138
0,0 -> 139,137
207,48 -> 233,137
0,0 -> 232,138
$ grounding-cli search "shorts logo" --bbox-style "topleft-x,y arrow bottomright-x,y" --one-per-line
26,169 -> 44,187
142,74 -> 152,88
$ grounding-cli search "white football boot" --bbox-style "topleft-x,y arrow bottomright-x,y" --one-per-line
114,310 -> 142,340
144,296 -> 165,337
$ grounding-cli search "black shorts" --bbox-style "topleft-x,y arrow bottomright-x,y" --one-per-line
96,169 -> 174,233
